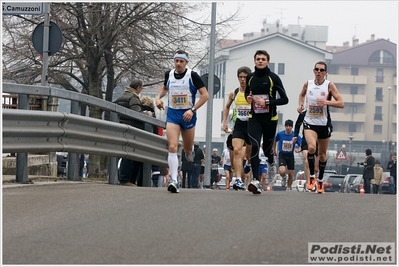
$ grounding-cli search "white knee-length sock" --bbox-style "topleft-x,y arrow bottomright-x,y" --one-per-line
168,152 -> 178,182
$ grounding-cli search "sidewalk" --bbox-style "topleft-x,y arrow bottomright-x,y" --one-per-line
2,175 -> 108,187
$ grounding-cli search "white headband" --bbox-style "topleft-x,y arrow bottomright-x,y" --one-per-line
173,54 -> 189,61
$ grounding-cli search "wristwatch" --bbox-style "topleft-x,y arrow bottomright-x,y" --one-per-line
191,107 -> 197,113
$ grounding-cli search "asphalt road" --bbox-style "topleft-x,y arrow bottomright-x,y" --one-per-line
2,182 -> 397,265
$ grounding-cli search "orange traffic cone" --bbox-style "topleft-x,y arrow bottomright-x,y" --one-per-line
359,184 -> 365,194
266,185 -> 271,192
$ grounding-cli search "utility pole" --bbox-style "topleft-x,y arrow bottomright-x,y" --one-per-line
204,2 -> 217,188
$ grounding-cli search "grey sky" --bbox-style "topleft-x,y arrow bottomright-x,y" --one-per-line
217,1 -> 398,46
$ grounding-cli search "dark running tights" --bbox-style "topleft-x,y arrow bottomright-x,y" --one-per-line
247,118 -> 277,180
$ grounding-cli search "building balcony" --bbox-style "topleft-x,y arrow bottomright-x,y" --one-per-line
392,114 -> 397,124
331,132 -> 365,141
328,74 -> 367,85
330,112 -> 366,122
340,93 -> 367,103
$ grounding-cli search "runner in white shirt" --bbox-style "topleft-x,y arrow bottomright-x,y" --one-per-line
221,148 -> 233,190
258,144 -> 269,191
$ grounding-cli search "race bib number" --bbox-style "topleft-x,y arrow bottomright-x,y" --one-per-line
236,106 -> 251,120
282,140 -> 293,152
308,105 -> 324,117
171,93 -> 189,109
253,94 -> 269,114
211,163 -> 218,170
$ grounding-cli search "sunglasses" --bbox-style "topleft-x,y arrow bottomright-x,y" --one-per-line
238,76 -> 247,79
314,68 -> 326,72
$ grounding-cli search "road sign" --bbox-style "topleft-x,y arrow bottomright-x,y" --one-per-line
32,21 -> 63,56
2,2 -> 44,15
201,74 -> 221,95
335,148 -> 347,160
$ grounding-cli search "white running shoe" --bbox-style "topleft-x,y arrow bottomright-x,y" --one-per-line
248,179 -> 262,194
167,181 -> 180,193
281,174 -> 287,187
268,162 -> 276,182
185,153 -> 194,162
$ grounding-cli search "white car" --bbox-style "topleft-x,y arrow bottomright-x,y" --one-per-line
292,171 -> 306,192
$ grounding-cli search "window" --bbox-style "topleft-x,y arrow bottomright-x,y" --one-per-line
374,125 -> 382,134
350,86 -> 358,94
269,63 -> 275,73
375,87 -> 383,101
351,67 -> 359,76
349,105 -> 357,114
376,68 -> 384,82
382,50 -> 395,63
349,123 -> 356,133
374,106 -> 383,120
369,51 -> 381,63
328,65 -> 338,74
369,50 -> 395,64
278,63 -> 285,75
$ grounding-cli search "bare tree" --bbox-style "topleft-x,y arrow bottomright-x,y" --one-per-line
3,2 -> 240,100
2,2 -> 241,177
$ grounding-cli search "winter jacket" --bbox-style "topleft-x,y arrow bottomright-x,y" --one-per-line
362,155 -> 375,179
372,165 -> 384,185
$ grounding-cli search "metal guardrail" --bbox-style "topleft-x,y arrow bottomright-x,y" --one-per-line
2,109 -> 169,166
2,82 -> 172,185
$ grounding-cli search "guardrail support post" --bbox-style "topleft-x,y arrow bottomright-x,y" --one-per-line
142,123 -> 155,187
68,101 -> 81,181
108,112 -> 119,185
15,94 -> 29,183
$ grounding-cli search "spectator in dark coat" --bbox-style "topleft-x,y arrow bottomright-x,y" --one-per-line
387,152 -> 397,194
114,79 -> 151,186
362,148 -> 375,194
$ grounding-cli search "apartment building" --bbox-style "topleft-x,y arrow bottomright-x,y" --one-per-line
327,37 -> 397,161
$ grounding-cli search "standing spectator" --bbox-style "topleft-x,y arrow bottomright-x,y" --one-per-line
245,50 -> 289,194
387,152 -> 397,194
372,160 -> 384,194
139,96 -> 158,187
297,61 -> 344,194
211,148 -> 222,189
155,50 -> 209,193
151,165 -> 161,187
274,119 -> 302,191
221,147 -> 233,190
191,143 -> 204,189
199,145 -> 206,189
181,148 -> 193,188
114,79 -> 150,186
362,148 -> 375,194
158,166 -> 169,188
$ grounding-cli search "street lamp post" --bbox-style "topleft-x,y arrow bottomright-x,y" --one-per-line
387,87 -> 391,157
341,144 -> 346,174
348,135 -> 354,166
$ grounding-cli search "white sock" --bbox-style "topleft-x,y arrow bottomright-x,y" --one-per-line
168,152 -> 178,182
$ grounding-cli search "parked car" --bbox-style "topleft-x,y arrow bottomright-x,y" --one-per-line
339,174 -> 362,193
348,175 -> 368,193
302,169 -> 338,192
293,171 -> 306,192
380,172 -> 392,194
323,174 -> 345,192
